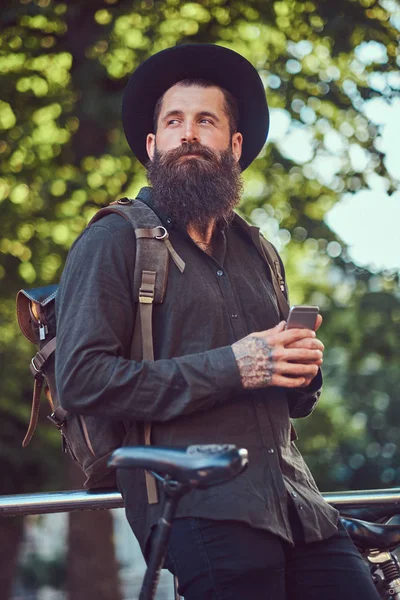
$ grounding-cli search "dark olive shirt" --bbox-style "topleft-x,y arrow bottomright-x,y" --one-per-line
56,187 -> 338,553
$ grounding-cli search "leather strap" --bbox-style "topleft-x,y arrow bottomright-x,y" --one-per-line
143,422 -> 158,504
80,415 -> 96,456
135,226 -> 185,273
130,304 -> 143,364
139,270 -> 157,361
174,576 -> 181,600
164,238 -> 185,273
138,270 -> 159,504
47,405 -> 68,428
29,337 -> 57,378
23,336 -> 57,448
135,226 -> 166,239
232,214 -> 289,320
44,384 -> 55,412
89,198 -> 187,505
22,375 -> 44,448
258,236 -> 290,319
129,274 -> 159,503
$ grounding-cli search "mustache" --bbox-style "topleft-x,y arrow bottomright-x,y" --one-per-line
156,142 -> 220,165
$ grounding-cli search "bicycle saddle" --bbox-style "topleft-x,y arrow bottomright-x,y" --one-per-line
108,445 -> 248,489
341,516 -> 400,552
339,505 -> 400,522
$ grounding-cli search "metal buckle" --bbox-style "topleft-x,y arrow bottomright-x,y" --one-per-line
155,226 -> 168,240
117,197 -> 132,205
30,357 -> 42,373
47,412 -> 65,430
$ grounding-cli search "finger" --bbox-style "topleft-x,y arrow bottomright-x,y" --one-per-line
282,357 -> 323,367
314,314 -> 323,332
273,361 -> 320,378
272,346 -> 323,363
286,338 -> 325,352
266,327 -> 316,347
298,376 -> 316,388
250,321 -> 286,339
271,374 -> 307,388
268,321 -> 287,334
276,348 -> 323,363
310,358 -> 323,366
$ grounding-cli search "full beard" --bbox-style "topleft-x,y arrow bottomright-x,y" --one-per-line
146,142 -> 243,236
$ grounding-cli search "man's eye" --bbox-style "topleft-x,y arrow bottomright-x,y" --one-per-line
167,119 -> 179,125
200,118 -> 212,124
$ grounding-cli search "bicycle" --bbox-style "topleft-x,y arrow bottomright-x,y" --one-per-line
109,445 -> 400,600
340,509 -> 400,600
109,444 -> 248,600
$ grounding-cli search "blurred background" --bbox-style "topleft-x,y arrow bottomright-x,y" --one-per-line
0,0 -> 399,598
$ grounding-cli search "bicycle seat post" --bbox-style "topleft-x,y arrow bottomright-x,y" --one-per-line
109,444 -> 248,600
139,477 -> 190,600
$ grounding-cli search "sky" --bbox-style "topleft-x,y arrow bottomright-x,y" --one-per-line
266,38 -> 400,273
326,95 -> 400,272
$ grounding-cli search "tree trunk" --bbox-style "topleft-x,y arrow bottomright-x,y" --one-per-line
0,517 -> 24,599
66,462 -> 122,600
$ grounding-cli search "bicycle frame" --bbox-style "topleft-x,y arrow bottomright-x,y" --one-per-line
366,549 -> 400,600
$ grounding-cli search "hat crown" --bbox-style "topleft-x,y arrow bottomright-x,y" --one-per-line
122,44 -> 269,170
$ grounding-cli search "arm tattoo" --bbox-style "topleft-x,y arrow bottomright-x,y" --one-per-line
232,335 -> 274,389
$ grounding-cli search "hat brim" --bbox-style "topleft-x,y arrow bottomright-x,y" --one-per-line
122,44 -> 269,171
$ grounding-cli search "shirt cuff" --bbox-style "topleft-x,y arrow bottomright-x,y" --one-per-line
300,369 -> 323,395
207,345 -> 242,392
287,369 -> 323,418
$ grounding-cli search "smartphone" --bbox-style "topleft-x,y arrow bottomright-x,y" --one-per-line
286,305 -> 319,330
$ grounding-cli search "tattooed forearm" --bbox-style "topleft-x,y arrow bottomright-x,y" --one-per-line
232,335 -> 274,389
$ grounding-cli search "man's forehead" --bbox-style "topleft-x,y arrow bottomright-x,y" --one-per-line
160,83 -> 225,110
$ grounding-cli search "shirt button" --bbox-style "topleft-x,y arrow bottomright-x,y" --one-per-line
298,503 -> 304,510
256,401 -> 262,408
216,269 -> 224,276
166,218 -> 172,225
291,491 -> 297,498
231,313 -> 238,319
267,448 -> 275,454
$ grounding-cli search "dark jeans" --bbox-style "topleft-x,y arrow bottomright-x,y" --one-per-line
163,516 -> 381,600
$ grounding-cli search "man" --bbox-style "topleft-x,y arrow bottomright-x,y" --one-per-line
56,45 -> 379,599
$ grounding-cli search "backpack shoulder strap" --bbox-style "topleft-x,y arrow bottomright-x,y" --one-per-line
233,213 -> 290,320
88,198 -> 184,306
258,236 -> 290,319
88,197 -> 186,505
87,197 -> 185,359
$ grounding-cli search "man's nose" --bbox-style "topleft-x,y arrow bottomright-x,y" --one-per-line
181,122 -> 198,144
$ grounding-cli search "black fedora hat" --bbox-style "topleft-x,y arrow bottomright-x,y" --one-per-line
122,44 -> 269,171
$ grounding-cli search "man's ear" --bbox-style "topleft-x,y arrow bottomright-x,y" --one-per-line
231,132 -> 243,163
146,133 -> 156,160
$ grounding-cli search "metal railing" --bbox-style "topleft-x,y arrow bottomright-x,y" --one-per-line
1,487 -> 400,518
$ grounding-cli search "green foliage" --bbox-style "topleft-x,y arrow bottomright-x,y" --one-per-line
1,0 -> 399,494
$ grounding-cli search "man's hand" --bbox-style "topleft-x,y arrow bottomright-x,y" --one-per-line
231,321 -> 324,390
285,314 -> 323,387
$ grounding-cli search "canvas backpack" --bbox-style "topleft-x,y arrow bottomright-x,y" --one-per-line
16,197 -> 289,496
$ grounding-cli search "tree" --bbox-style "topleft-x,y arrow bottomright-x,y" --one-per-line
1,0 -> 399,596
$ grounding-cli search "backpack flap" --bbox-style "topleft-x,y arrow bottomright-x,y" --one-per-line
17,284 -> 58,344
